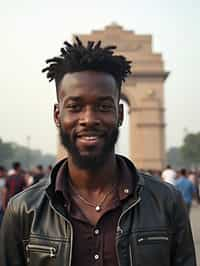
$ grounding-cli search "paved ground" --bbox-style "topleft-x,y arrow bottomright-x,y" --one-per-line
191,203 -> 200,265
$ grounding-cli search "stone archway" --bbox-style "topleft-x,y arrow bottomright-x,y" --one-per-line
57,23 -> 169,171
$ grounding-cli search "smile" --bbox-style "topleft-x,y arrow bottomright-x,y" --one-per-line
77,135 -> 103,146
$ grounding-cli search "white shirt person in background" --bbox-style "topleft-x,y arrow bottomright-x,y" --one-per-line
162,165 -> 176,185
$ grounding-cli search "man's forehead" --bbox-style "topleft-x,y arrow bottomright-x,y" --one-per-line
60,71 -> 116,88
58,71 -> 118,99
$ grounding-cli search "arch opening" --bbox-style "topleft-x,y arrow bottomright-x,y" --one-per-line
115,99 -> 130,158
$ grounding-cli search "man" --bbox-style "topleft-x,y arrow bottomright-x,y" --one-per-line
161,164 -> 176,185
33,164 -> 45,184
188,171 -> 200,203
0,166 -> 6,226
176,168 -> 196,214
0,38 -> 196,266
2,161 -> 26,210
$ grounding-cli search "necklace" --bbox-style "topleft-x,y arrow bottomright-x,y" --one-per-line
69,180 -> 116,212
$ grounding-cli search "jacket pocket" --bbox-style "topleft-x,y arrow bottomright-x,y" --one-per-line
130,231 -> 171,266
26,244 -> 57,265
137,235 -> 169,245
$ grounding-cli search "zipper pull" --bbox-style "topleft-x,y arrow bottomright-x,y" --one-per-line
50,247 -> 55,258
137,237 -> 144,243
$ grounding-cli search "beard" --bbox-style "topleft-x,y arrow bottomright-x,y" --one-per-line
59,126 -> 119,171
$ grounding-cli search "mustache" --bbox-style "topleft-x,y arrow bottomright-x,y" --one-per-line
76,130 -> 105,137
75,127 -> 106,137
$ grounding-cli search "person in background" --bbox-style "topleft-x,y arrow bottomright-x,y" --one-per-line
33,164 -> 45,184
2,162 -> 26,210
24,171 -> 34,187
196,170 -> 200,202
151,170 -> 161,180
176,168 -> 196,214
161,164 -> 176,185
0,166 -> 6,226
188,171 -> 200,203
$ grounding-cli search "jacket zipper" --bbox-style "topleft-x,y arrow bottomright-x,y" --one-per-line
129,244 -> 133,266
138,236 -> 169,243
26,244 -> 56,263
115,196 -> 141,266
48,200 -> 73,266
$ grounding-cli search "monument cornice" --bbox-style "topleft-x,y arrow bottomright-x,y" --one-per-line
129,107 -> 165,113
136,122 -> 166,128
130,71 -> 169,81
134,158 -> 165,162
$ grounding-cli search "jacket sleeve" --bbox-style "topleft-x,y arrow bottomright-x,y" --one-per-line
171,190 -> 197,266
0,199 -> 26,266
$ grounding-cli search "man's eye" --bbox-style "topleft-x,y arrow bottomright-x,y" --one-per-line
66,104 -> 81,111
98,104 -> 113,111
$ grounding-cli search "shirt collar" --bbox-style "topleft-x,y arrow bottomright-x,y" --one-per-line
55,155 -> 139,203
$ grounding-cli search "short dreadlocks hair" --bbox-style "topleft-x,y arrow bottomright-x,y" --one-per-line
42,37 -> 132,95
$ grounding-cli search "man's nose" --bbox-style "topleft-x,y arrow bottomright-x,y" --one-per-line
79,106 -> 100,126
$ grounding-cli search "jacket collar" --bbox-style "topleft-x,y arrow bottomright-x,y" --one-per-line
46,155 -> 144,202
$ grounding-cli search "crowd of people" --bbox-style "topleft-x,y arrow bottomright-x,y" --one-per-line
0,161 -> 199,227
0,162 -> 52,226
148,165 -> 200,214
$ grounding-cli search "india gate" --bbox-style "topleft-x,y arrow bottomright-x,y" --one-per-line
57,23 -> 169,171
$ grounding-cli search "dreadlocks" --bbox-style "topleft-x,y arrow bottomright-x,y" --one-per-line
42,36 -> 132,94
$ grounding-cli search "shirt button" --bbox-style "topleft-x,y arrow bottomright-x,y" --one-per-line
94,254 -> 100,260
94,229 -> 100,235
124,188 -> 129,194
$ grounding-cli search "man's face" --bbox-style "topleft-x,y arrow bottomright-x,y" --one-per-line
54,71 -> 123,170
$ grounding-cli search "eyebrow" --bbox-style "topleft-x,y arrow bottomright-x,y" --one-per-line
65,96 -> 82,102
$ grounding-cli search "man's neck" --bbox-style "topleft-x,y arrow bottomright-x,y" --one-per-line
67,154 -> 119,192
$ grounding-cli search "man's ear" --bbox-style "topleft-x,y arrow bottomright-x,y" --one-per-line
54,103 -> 60,128
118,103 -> 124,127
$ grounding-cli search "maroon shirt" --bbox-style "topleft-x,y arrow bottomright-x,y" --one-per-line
55,157 -> 137,266
5,174 -> 26,207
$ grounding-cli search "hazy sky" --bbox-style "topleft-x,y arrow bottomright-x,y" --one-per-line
0,0 -> 199,155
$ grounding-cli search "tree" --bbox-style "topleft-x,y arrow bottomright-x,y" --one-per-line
181,132 -> 200,168
0,138 -> 14,167
166,146 -> 185,169
0,137 -> 55,170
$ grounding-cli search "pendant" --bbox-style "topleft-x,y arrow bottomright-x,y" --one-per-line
95,205 -> 101,212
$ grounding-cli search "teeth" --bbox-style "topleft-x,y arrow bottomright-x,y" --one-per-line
83,136 -> 97,140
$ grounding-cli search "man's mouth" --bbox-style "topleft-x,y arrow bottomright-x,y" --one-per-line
80,136 -> 98,140
76,132 -> 104,146
78,136 -> 100,144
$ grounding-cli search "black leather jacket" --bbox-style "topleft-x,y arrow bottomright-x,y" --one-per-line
0,157 -> 196,266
